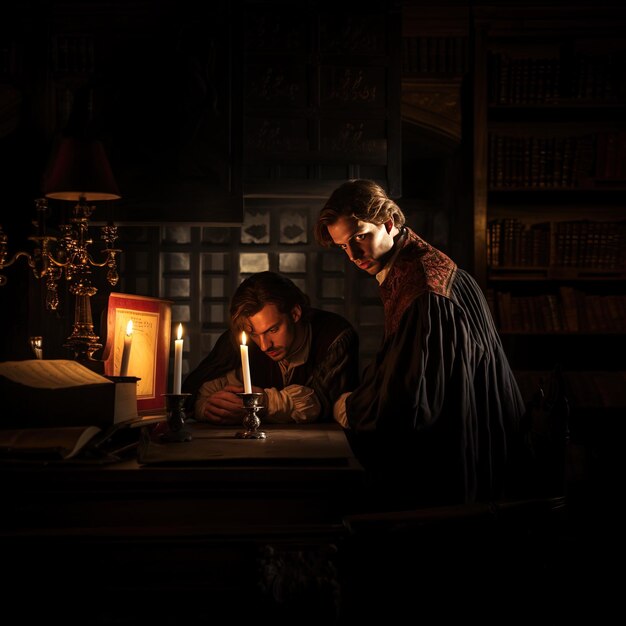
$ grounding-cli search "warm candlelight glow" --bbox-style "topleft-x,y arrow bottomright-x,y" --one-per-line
30,336 -> 43,360
240,331 -> 252,393
173,323 -> 183,394
120,318 -> 133,376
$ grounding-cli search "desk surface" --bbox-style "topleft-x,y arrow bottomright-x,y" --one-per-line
139,420 -> 360,465
2,421 -> 365,535
2,422 -> 365,623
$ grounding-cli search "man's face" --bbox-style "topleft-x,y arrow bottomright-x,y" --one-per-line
245,303 -> 301,362
326,215 -> 396,275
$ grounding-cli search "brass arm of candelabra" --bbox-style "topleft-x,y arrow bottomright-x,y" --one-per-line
0,197 -> 122,362
0,199 -> 52,287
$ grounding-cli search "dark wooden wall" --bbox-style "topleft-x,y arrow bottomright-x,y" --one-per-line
0,0 -> 406,362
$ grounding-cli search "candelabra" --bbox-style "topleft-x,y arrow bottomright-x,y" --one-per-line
0,137 -> 121,362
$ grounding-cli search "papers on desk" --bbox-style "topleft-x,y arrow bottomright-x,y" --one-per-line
0,414 -> 167,463
0,426 -> 102,460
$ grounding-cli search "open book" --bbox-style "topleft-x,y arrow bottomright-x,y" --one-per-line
0,359 -> 141,429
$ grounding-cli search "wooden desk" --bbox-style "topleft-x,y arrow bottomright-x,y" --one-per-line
2,422 -> 610,623
1,422 -> 364,624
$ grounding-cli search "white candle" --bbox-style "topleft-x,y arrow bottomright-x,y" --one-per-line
240,331 -> 252,394
30,336 -> 43,360
120,319 -> 133,376
173,323 -> 183,394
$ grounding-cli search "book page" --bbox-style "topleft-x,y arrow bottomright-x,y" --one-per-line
0,360 -> 113,389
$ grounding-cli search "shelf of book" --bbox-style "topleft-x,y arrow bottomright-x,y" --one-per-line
474,6 -> 626,430
488,269 -> 626,281
487,287 -> 625,334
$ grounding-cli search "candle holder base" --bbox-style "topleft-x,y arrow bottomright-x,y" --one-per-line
161,393 -> 193,443
236,392 -> 266,439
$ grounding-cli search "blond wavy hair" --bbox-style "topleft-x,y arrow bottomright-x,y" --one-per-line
314,179 -> 405,248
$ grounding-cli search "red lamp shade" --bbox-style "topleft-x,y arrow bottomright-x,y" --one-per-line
43,137 -> 121,201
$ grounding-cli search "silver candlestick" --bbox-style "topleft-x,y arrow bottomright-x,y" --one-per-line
236,392 -> 266,439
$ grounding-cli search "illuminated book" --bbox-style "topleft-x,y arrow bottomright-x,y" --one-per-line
102,293 -> 173,414
0,359 -> 139,429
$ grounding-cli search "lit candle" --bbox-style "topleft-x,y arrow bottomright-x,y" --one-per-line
173,323 -> 183,395
120,319 -> 133,376
30,336 -> 43,360
240,331 -> 252,394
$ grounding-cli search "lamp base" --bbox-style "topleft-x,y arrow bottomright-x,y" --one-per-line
64,335 -> 103,361
64,292 -> 103,363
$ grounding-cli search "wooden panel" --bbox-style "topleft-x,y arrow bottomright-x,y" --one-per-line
243,0 -> 402,198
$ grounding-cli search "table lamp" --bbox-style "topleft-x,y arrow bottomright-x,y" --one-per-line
42,136 -> 122,362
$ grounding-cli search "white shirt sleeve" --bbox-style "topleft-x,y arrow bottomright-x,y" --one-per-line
195,372 -> 322,424
264,385 -> 321,424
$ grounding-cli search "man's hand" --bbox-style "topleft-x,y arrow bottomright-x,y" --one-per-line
202,384 -> 246,424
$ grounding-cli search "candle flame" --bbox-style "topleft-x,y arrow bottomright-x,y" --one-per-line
177,323 -> 183,340
126,319 -> 133,335
241,331 -> 247,346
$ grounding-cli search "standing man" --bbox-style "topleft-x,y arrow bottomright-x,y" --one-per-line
315,179 -> 526,507
183,271 -> 359,424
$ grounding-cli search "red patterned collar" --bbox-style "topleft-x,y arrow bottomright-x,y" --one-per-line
379,228 -> 456,337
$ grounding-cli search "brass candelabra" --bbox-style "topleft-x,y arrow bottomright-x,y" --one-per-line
0,196 -> 121,361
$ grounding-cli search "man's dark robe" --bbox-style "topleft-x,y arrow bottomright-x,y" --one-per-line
183,309 -> 359,421
345,228 -> 526,507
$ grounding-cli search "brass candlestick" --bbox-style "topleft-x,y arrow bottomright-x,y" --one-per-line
161,393 -> 192,442
236,392 -> 266,439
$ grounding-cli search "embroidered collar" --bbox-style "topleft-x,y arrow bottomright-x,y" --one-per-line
378,228 -> 457,337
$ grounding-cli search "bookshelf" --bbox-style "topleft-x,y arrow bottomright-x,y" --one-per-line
472,7 -> 626,458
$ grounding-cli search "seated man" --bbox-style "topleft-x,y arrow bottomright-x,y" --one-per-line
183,271 -> 359,424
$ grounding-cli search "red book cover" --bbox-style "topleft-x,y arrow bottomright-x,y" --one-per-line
102,293 -> 173,414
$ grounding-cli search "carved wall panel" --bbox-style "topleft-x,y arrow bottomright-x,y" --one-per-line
402,78 -> 462,142
243,1 -> 402,198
